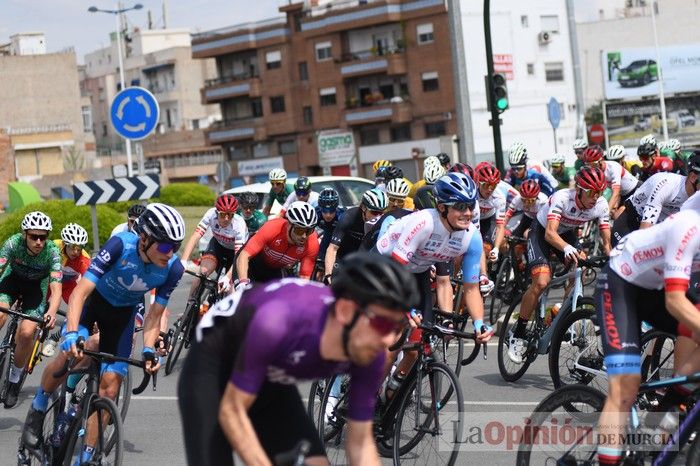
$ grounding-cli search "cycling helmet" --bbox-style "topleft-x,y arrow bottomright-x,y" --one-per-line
582,145 -> 604,164
449,163 -> 474,179
640,133 -> 657,148
686,153 -> 700,174
362,188 -> 388,212
135,203 -> 186,243
637,142 -> 657,157
550,154 -> 566,165
424,155 -> 441,168
375,166 -> 388,180
21,211 -> 52,231
286,201 -> 318,228
383,165 -> 403,181
436,152 -> 451,167
268,168 -> 287,182
434,173 -> 478,205
520,179 -> 541,199
475,163 -> 501,185
61,223 -> 88,246
575,166 -> 607,191
605,145 -> 626,161
508,142 -> 528,166
665,139 -> 681,152
318,187 -> 340,210
372,159 -> 392,172
331,252 -> 419,311
572,139 -> 588,151
294,176 -> 311,194
424,164 -> 446,185
238,192 -> 259,209
386,178 -> 410,198
215,193 -> 239,213
127,203 -> 147,219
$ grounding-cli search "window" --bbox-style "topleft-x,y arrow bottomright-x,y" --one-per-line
417,23 -> 434,44
303,106 -> 313,125
81,106 -> 93,133
545,62 -> 564,82
251,98 -> 263,117
425,121 -> 446,137
559,103 -> 566,120
421,71 -> 439,92
521,15 -> 529,27
253,142 -> 270,158
527,63 -> 535,75
266,50 -> 281,70
320,87 -> 337,106
299,61 -> 308,81
315,41 -> 332,61
102,123 -> 108,137
360,128 -> 380,146
270,96 -> 286,113
278,139 -> 296,155
390,125 -> 412,142
540,15 -> 560,33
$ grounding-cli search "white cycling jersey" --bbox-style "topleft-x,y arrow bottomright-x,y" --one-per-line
506,192 -> 548,219
536,189 -> 610,233
609,211 -> 700,290
681,191 -> 700,212
195,208 -> 249,251
478,187 -> 506,222
629,172 -> 689,225
527,160 -> 559,188
376,209 -> 481,274
281,191 -> 319,211
601,160 -> 638,196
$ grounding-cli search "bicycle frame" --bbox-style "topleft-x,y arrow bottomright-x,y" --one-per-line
534,267 -> 584,355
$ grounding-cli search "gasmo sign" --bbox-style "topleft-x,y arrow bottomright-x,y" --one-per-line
318,130 -> 355,167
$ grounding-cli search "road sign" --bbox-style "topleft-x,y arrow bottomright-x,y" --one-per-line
73,174 -> 160,206
548,97 -> 561,130
110,87 -> 160,141
589,124 -> 606,144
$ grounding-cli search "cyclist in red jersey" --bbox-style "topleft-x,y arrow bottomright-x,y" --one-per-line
638,141 -> 673,182
235,202 -> 319,287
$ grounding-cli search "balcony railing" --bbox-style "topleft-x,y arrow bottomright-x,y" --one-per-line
205,71 -> 259,88
212,115 -> 261,128
341,44 -> 405,63
345,94 -> 409,109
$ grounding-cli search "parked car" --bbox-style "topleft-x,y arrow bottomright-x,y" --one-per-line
670,109 -> 696,128
634,117 -> 651,131
618,59 -> 657,87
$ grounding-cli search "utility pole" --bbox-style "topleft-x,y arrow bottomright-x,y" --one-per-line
483,0 -> 505,173
566,0 -> 586,138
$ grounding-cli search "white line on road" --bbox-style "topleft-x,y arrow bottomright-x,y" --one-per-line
131,396 -> 539,406
132,396 -> 178,400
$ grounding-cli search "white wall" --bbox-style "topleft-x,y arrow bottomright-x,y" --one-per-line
10,33 -> 47,56
134,29 -> 191,56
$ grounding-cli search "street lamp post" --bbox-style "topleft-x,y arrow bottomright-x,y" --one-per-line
88,3 -> 143,177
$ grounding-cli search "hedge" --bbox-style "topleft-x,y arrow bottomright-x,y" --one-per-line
158,183 -> 215,206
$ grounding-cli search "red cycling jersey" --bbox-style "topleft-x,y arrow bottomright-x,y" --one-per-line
642,156 -> 674,177
242,218 -> 319,278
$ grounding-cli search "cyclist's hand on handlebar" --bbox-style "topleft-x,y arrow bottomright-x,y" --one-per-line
44,311 -> 57,330
60,331 -> 82,358
142,346 -> 161,374
563,245 -> 580,264
473,320 -> 494,344
488,248 -> 499,263
407,309 -> 422,329
479,275 -> 495,296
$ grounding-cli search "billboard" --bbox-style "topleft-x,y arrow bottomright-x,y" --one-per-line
318,130 -> 355,167
602,44 -> 700,100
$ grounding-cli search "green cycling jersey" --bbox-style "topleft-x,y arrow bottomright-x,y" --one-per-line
242,209 -> 267,234
265,185 -> 293,208
0,233 -> 62,282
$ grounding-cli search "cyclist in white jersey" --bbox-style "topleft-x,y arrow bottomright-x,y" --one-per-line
473,163 -> 507,254
279,176 -> 320,217
508,167 -> 611,364
581,145 -> 640,218
594,209 -> 700,466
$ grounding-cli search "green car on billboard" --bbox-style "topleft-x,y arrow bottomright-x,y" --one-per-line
618,59 -> 658,87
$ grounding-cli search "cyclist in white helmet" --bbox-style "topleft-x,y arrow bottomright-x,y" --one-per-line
573,138 -> 588,170
263,168 -> 292,217
53,223 -> 91,306
549,153 -> 573,189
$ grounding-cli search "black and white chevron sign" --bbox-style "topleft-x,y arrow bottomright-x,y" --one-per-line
73,175 -> 160,206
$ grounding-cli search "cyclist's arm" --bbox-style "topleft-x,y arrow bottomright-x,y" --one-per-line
665,291 -> 700,341
325,212 -> 354,272
236,222 -> 272,281
600,225 -> 612,255
148,261 -> 184,348
298,234 -> 319,279
493,206 -> 513,252
66,277 -> 96,333
543,217 -> 571,252
435,266 -> 453,313
346,421 -> 380,466
181,212 -> 211,262
324,243 -> 339,275
219,383 -> 270,465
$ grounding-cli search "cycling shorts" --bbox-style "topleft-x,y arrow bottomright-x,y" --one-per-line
479,217 -> 498,246
525,221 -> 578,273
595,266 -> 678,376
0,271 -> 48,319
611,199 -> 642,248
508,214 -> 533,239
201,237 -> 237,273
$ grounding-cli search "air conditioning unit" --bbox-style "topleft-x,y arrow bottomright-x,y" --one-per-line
538,31 -> 552,45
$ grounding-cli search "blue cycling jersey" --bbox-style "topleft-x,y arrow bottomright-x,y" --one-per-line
315,206 -> 345,258
505,169 -> 555,196
85,232 -> 184,307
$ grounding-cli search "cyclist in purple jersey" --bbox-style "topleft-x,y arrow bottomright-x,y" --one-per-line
178,252 -> 419,466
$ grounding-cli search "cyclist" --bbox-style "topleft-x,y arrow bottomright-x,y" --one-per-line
372,160 -> 392,188
504,142 -> 557,196
262,168 -> 292,217
110,203 -> 146,237
594,209 -> 700,466
52,223 -> 91,306
638,137 -> 673,182
549,154 -> 573,189
237,191 -> 267,235
436,152 -> 452,171
180,194 -> 248,295
22,203 -> 186,453
450,162 -> 474,180
508,167 -> 612,364
315,188 -> 345,273
279,176 -> 319,217
372,159 -> 392,173
413,163 -> 446,210
605,143 -> 643,179
361,178 -> 413,251
324,188 -> 387,279
581,145 -> 640,218
660,138 -> 690,175
572,138 -> 588,170
178,252 -> 418,466
0,212 -> 62,408
410,155 -> 441,198
235,201 -> 318,285
474,163 -> 507,256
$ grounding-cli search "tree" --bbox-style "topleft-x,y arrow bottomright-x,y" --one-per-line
585,102 -> 604,125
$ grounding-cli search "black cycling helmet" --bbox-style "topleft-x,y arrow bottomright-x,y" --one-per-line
318,187 -> 340,210
637,142 -> 657,157
128,203 -> 147,219
686,152 -> 700,174
384,165 -> 403,181
436,152 -> 451,167
294,176 -> 311,194
238,191 -> 259,209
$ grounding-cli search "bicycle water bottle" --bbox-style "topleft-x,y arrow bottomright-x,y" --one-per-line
51,406 -> 77,447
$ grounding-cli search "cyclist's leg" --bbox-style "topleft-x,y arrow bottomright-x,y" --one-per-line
0,270 -> 20,330
519,223 -> 553,325
12,278 -> 46,377
189,239 -> 219,297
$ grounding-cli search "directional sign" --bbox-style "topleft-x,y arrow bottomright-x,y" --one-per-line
110,87 -> 160,141
73,175 -> 160,206
547,97 -> 561,130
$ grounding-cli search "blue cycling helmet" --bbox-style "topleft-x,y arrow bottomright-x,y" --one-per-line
434,173 -> 477,205
318,187 -> 339,210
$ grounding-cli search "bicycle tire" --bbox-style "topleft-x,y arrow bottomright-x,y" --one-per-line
0,347 -> 11,402
489,255 -> 512,324
306,380 -> 323,428
640,330 -> 675,384
316,374 -> 351,462
165,302 -> 197,376
62,397 -> 123,466
686,435 -> 700,466
393,361 -> 464,465
516,384 -> 606,466
497,295 -> 534,382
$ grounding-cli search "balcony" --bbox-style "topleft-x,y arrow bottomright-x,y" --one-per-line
192,17 -> 289,58
206,116 -> 266,145
339,47 -> 406,78
344,99 -> 412,125
201,73 -> 262,104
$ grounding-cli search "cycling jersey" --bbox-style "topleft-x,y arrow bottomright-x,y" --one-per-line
640,156 -> 674,181
536,189 -> 610,233
503,169 -> 556,197
281,191 -> 320,212
478,188 -> 507,222
330,207 -> 370,259
413,184 -> 436,210
409,179 -> 427,198
53,239 -> 91,304
600,160 -> 639,196
243,218 -> 319,277
506,192 -> 548,219
85,232 -> 183,307
628,172 -> 689,225
361,207 -> 413,251
195,208 -> 248,252
552,168 -> 572,190
265,185 -> 294,208
497,180 -> 520,204
110,222 -> 132,237
315,207 -> 345,259
681,191 -> 700,212
0,233 -> 62,283
241,209 -> 267,235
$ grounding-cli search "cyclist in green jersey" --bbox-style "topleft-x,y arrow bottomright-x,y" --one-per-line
572,138 -> 588,171
660,138 -> 691,174
549,154 -> 573,189
262,168 -> 293,217
238,191 -> 267,234
0,211 -> 62,408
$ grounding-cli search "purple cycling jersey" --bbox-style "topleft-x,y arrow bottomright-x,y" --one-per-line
196,278 -> 385,421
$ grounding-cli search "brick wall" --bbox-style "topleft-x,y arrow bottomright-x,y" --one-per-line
0,130 -> 16,210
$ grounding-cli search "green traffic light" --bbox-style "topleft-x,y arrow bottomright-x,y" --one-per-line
496,98 -> 508,110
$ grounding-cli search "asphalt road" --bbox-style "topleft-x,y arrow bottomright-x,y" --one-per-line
0,276 -> 583,465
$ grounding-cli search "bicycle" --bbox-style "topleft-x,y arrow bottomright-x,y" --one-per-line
489,235 -> 529,324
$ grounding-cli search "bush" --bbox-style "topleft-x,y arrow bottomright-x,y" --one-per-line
0,200 -> 123,254
159,183 -> 215,206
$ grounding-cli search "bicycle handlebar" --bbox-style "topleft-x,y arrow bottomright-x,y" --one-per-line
0,306 -> 46,324
505,235 -> 527,244
184,269 -> 219,284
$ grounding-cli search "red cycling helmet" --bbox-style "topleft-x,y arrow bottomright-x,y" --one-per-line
582,145 -> 604,164
449,163 -> 474,179
575,166 -> 607,191
520,179 -> 541,198
474,163 -> 501,185
215,193 -> 239,213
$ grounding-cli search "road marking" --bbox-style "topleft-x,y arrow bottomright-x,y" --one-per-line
132,396 -> 178,401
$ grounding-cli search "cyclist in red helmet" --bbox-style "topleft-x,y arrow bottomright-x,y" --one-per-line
582,145 -> 640,218
474,163 -> 506,254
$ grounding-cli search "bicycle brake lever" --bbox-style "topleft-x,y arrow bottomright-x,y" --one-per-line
152,371 -> 158,391
481,326 -> 488,360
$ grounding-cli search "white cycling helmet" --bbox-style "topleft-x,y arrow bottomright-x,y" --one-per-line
550,154 -> 566,165
508,142 -> 528,166
640,133 -> 657,148
605,145 -> 626,161
424,164 -> 446,184
572,138 -> 588,151
268,168 -> 287,182
135,203 -> 186,242
665,138 -> 681,152
22,211 -> 52,231
61,223 -> 88,246
424,155 -> 441,169
386,178 -> 410,198
362,188 -> 388,212
286,201 -> 317,228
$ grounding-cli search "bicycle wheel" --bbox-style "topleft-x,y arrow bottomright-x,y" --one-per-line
63,397 -> 122,466
516,384 -> 606,466
640,330 -> 675,383
548,298 -> 607,392
497,295 -> 535,382
316,374 -> 350,464
165,302 -> 197,376
306,379 -> 325,428
0,347 -> 11,402
393,361 -> 464,465
489,255 -> 512,324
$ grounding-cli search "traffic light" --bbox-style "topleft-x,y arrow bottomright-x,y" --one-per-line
491,73 -> 509,113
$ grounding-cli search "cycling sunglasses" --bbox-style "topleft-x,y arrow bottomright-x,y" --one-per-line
511,165 -> 526,172
27,233 -> 48,242
271,181 -> 285,187
448,202 -> 476,212
320,207 -> 337,214
579,188 -> 604,198
362,308 -> 408,336
522,197 -> 538,204
295,189 -> 310,197
217,211 -> 234,219
550,163 -> 564,168
155,241 -> 180,254
387,196 -> 405,205
291,225 -> 314,237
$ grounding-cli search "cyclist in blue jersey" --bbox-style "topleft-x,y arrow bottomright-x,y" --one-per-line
504,142 -> 557,196
315,187 -> 345,266
22,203 -> 186,457
178,253 -> 419,466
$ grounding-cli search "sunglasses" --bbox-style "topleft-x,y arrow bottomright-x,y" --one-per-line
522,197 -> 537,205
295,189 -> 310,197
479,182 -> 498,190
155,241 -> 180,254
217,211 -> 234,219
362,308 -> 408,336
291,225 -> 314,237
387,196 -> 405,204
66,244 -> 83,252
580,188 -> 604,198
271,181 -> 285,187
27,233 -> 48,242
449,202 -> 476,212
512,166 -> 526,171
551,163 -> 564,168
320,207 -> 337,214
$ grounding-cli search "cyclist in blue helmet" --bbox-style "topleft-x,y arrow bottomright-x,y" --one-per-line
315,187 -> 345,269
